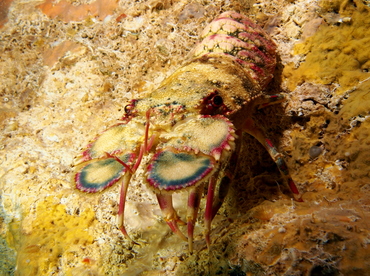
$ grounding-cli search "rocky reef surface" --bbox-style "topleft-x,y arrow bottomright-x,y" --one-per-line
1,0 -> 370,275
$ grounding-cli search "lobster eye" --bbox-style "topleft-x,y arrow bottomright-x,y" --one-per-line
124,105 -> 132,114
212,95 -> 223,107
124,100 -> 137,115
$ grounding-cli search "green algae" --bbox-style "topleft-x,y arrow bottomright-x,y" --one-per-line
0,236 -> 16,276
0,202 -> 16,276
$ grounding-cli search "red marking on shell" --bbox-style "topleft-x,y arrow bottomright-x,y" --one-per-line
250,64 -> 265,76
81,147 -> 93,162
192,11 -> 277,89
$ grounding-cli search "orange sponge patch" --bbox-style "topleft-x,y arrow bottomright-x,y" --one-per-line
37,0 -> 118,22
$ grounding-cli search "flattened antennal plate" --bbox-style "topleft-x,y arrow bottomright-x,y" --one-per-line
162,115 -> 235,160
147,150 -> 214,191
75,153 -> 135,193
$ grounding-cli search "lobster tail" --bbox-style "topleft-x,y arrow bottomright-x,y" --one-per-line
192,11 -> 277,89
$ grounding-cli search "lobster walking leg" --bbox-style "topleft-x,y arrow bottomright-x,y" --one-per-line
118,173 -> 134,240
203,174 -> 232,249
202,143 -> 240,249
204,176 -> 216,249
243,117 -> 302,201
187,186 -> 202,252
156,193 -> 188,241
257,94 -> 285,109
210,175 -> 232,221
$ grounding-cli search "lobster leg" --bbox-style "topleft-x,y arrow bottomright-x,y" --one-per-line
156,193 -> 188,241
204,176 -> 216,249
203,172 -> 234,249
202,135 -> 241,249
118,173 -> 135,240
243,117 -> 302,201
257,94 -> 285,110
187,186 -> 202,252
210,174 -> 232,221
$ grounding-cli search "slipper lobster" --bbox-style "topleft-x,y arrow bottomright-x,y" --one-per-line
73,11 -> 301,252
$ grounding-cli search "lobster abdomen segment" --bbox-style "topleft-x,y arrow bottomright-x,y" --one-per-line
193,11 -> 277,90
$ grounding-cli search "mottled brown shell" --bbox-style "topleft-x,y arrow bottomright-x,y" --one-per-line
134,11 -> 278,121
